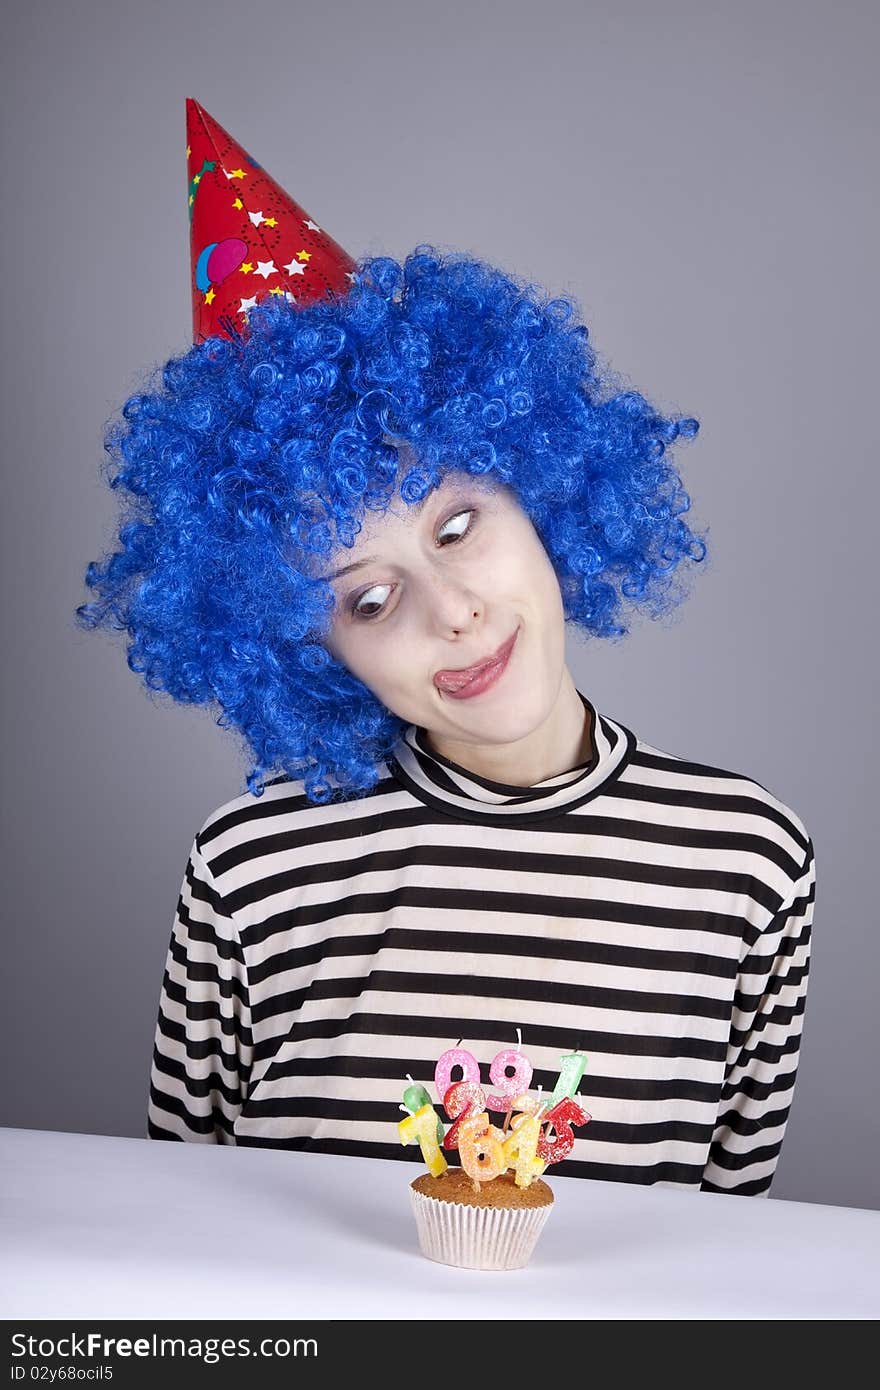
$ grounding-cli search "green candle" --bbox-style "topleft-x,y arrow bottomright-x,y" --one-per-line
402,1077 -> 444,1146
545,1050 -> 588,1111
403,1081 -> 431,1113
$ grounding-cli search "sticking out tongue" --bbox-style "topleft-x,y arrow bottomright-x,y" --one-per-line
434,667 -> 486,693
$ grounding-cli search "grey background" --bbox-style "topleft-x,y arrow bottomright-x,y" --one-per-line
2,0 -> 877,1211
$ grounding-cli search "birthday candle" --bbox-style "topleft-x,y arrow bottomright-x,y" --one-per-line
402,1078 -> 444,1147
537,1096 -> 591,1165
457,1112 -> 506,1185
402,1080 -> 432,1113
442,1080 -> 485,1152
500,1105 -> 545,1188
545,1050 -> 588,1110
398,1103 -> 449,1177
510,1091 -> 544,1116
486,1034 -> 533,1114
405,1078 -> 444,1145
434,1045 -> 481,1099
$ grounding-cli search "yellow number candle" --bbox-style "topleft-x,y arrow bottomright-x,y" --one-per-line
398,1103 -> 449,1177
402,1076 -> 444,1147
501,1095 -> 547,1188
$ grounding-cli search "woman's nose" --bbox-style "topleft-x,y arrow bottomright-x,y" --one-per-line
424,574 -> 483,634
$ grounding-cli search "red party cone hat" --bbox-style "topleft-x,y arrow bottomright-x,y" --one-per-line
186,98 -> 358,343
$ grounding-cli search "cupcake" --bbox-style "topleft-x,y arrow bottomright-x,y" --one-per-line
398,1040 -> 591,1272
409,1166 -> 554,1271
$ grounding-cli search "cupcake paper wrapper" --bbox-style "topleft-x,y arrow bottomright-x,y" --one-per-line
409,1187 -> 552,1271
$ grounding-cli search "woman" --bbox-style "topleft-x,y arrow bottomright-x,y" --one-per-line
78,243 -> 814,1195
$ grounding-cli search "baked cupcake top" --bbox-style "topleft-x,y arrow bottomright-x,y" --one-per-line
412,1166 -> 554,1209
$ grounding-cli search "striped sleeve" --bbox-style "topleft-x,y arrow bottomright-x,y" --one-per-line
700,838 -> 816,1196
147,837 -> 254,1144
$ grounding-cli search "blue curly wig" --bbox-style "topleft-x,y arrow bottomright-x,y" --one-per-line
76,244 -> 707,804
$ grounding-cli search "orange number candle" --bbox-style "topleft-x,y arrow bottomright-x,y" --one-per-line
457,1112 -> 506,1186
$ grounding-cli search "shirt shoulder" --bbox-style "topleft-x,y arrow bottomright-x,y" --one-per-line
190,762 -> 405,867
625,728 -> 813,870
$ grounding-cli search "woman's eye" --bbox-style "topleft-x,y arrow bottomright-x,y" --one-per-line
351,583 -> 393,620
349,508 -> 476,620
437,508 -> 475,545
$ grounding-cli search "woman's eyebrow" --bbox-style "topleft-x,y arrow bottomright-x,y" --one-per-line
323,490 -> 440,581
326,554 -> 377,581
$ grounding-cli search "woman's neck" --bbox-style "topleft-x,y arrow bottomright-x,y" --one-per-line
423,670 -> 593,787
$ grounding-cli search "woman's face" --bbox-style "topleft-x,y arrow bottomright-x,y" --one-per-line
321,470 -> 569,753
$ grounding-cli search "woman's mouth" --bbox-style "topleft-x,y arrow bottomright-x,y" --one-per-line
433,627 -> 519,700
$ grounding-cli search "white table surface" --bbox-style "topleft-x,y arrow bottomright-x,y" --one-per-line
2,1127 -> 878,1320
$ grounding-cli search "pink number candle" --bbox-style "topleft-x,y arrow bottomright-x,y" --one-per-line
486,1030 -> 533,1114
434,1045 -> 481,1098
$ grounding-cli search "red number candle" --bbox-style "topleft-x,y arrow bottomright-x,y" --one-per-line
442,1080 -> 486,1152
537,1097 -> 592,1165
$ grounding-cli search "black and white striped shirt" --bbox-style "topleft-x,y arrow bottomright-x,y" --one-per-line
148,694 -> 815,1195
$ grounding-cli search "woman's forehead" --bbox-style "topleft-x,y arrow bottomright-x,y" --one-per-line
381,467 -> 503,522
326,468 -> 506,575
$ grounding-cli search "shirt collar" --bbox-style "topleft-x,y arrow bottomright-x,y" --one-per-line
387,692 -> 636,825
